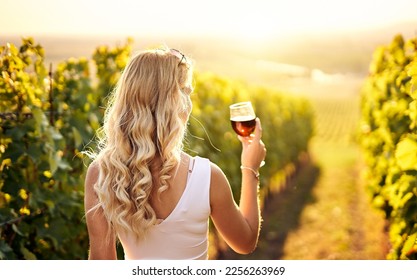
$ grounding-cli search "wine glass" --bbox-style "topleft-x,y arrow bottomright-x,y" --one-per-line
230,101 -> 256,137
229,101 -> 265,167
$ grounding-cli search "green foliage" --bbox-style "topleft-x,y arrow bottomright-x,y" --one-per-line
360,34 -> 417,259
0,38 -> 88,259
0,37 -> 314,259
0,37 -> 131,259
92,38 -> 132,112
189,73 -> 314,202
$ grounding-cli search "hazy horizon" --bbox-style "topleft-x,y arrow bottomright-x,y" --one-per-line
2,20 -> 415,76
1,0 -> 416,95
2,0 -> 416,78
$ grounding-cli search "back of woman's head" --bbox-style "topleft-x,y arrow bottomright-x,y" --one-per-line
104,48 -> 193,159
93,47 -> 194,240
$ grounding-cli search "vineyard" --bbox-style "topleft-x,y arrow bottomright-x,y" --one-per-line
360,34 -> 417,259
219,75 -> 389,259
0,38 -> 314,259
1,33 -> 416,260
221,34 -> 417,260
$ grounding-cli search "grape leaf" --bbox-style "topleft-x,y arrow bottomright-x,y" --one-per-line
395,137 -> 417,170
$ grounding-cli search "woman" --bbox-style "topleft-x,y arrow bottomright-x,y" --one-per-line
84,47 -> 266,260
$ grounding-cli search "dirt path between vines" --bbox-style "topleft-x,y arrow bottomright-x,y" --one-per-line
219,84 -> 390,260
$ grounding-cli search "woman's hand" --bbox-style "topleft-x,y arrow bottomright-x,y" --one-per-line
238,118 -> 266,170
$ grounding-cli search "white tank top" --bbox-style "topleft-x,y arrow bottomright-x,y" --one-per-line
118,156 -> 211,260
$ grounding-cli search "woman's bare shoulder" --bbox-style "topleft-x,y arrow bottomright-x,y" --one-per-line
209,162 -> 232,202
209,161 -> 227,182
85,160 -> 100,188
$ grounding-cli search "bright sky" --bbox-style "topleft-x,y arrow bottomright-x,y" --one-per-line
1,0 -> 417,40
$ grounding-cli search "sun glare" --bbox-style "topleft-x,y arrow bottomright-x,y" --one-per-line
0,0 -> 416,38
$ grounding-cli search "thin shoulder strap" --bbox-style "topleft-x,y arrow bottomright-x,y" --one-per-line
187,157 -> 195,181
189,157 -> 195,172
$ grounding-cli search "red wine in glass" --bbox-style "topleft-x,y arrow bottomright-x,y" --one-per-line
230,101 -> 265,167
229,101 -> 257,137
231,116 -> 256,137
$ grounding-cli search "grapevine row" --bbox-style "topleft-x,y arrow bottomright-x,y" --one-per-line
360,34 -> 417,259
0,38 -> 314,259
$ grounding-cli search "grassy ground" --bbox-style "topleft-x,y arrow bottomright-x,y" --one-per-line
219,79 -> 390,260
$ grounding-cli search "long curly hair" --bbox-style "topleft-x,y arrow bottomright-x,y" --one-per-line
90,47 -> 193,241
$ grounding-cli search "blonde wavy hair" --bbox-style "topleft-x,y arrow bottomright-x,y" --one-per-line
90,47 -> 193,241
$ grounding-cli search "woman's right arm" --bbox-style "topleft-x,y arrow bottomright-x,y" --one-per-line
84,162 -> 117,260
210,118 -> 266,254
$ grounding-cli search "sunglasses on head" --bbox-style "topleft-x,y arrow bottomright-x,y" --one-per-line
170,48 -> 188,67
